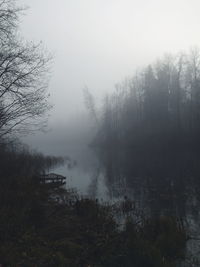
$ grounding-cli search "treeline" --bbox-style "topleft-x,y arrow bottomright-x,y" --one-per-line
0,139 -> 65,178
94,49 -> 200,180
98,49 -> 200,142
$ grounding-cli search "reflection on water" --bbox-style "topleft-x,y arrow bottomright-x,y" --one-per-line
53,146 -> 200,217
53,146 -> 109,200
53,145 -> 200,263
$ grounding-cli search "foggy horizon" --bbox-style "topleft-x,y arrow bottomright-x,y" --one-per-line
1,1 -> 200,265
18,0 -> 200,153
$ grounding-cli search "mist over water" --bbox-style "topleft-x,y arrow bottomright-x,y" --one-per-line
13,0 -> 200,264
3,0 -> 200,265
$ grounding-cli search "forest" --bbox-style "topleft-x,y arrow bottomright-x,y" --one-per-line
0,0 -> 198,266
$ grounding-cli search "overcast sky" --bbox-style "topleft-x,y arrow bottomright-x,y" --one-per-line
18,0 -> 200,151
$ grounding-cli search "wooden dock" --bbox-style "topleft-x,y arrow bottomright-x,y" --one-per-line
40,173 -> 66,186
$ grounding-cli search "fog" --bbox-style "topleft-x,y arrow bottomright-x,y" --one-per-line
15,0 -> 200,203
18,0 -> 200,151
1,2 -> 200,263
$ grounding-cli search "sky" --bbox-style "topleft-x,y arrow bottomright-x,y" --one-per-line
18,0 -> 200,152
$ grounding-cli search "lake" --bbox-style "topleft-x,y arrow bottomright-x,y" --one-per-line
53,144 -> 200,264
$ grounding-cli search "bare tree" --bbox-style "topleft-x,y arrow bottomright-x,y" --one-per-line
0,0 -> 22,40
83,86 -> 98,125
0,0 -> 52,137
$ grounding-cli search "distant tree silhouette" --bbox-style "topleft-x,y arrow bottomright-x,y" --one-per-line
97,48 -> 200,147
83,86 -> 98,125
